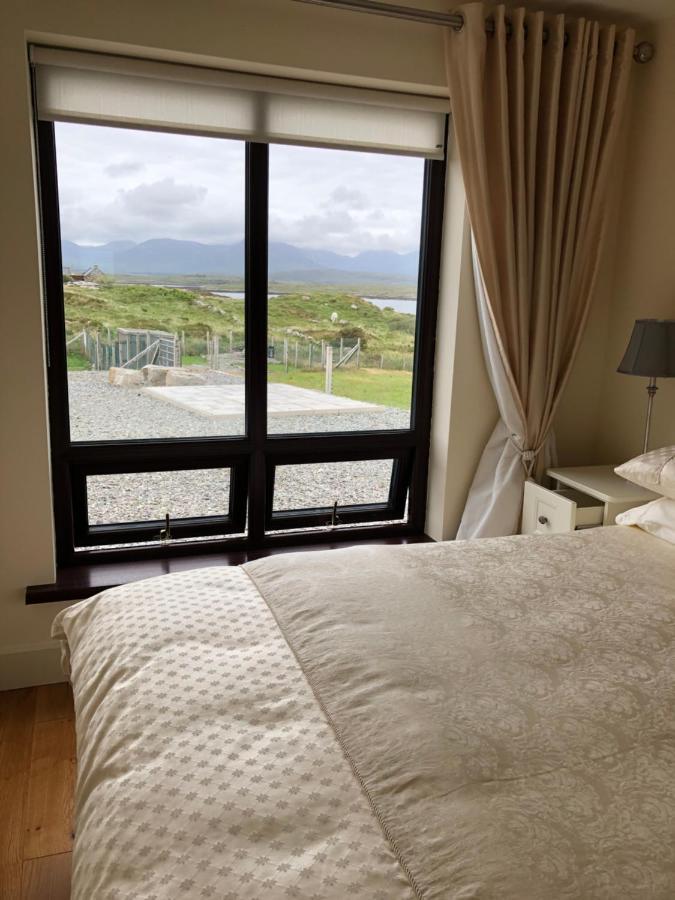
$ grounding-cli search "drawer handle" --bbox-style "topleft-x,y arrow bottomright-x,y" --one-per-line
538,515 -> 549,525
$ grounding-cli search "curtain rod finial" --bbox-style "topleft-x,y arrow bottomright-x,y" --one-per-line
634,41 -> 655,64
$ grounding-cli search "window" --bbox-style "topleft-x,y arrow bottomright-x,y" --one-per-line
266,144 -> 425,435
34,48 -> 446,563
55,125 -> 247,442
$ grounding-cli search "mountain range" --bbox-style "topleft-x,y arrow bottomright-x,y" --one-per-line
61,238 -> 419,283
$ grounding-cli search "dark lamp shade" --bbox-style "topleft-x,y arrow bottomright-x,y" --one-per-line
617,319 -> 675,378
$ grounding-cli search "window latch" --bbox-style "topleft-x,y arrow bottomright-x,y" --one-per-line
159,512 -> 171,543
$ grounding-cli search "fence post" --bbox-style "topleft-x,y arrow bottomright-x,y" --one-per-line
308,342 -> 313,368
325,345 -> 333,394
356,338 -> 360,368
283,338 -> 289,372
321,340 -> 325,365
294,341 -> 299,368
95,332 -> 100,370
229,330 -> 233,353
380,353 -> 384,369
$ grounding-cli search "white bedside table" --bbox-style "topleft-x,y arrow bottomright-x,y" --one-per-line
521,465 -> 659,535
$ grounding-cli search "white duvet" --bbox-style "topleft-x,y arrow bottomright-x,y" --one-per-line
53,567 -> 413,899
53,526 -> 675,899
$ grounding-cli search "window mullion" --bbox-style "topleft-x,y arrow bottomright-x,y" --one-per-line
245,142 -> 269,545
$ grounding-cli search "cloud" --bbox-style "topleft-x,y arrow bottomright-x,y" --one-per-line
119,178 -> 208,217
104,161 -> 145,177
54,122 -> 425,254
324,185 -> 368,210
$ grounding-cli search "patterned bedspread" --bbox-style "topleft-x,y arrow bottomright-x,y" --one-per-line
53,526 -> 675,899
52,567 -> 414,899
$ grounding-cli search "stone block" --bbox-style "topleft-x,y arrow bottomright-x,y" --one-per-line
108,367 -> 142,387
142,365 -> 169,385
164,368 -> 207,386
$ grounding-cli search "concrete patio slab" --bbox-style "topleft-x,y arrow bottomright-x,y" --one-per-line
144,382 -> 380,418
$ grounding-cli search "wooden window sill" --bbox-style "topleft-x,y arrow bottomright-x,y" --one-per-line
25,533 -> 432,604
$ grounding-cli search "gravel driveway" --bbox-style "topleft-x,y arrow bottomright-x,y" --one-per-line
68,372 -> 409,532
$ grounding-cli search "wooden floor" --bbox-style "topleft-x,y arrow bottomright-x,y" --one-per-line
0,684 -> 75,900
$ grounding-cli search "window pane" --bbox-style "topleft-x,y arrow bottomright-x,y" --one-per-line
273,459 -> 394,512
86,468 -> 231,525
267,145 -> 423,435
55,123 -> 246,441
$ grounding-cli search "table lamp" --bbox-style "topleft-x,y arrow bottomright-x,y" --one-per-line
617,318 -> 675,453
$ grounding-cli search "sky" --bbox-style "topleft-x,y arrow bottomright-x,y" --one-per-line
54,123 -> 425,256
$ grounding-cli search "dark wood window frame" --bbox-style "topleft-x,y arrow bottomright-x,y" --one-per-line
35,120 -> 446,568
265,448 -> 413,532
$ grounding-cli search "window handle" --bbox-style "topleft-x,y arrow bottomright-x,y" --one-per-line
330,500 -> 340,528
159,512 -> 172,543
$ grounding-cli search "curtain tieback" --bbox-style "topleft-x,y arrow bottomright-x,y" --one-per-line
509,435 -> 544,477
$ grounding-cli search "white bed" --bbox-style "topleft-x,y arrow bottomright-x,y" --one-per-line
53,526 -> 675,899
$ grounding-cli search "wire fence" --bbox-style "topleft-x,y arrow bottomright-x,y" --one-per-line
66,328 -> 181,370
66,328 -> 414,375
265,336 -> 414,373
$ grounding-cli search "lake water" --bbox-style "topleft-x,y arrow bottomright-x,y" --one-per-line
211,291 -> 416,315
363,297 -> 417,315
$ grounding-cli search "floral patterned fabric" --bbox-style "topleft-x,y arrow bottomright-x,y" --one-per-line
53,526 -> 675,899
52,567 -> 415,900
246,526 -> 675,900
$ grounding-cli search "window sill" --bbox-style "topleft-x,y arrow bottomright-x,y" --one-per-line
25,533 -> 432,604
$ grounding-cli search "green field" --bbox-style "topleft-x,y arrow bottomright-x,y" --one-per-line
66,349 -> 90,370
64,282 -> 416,355
269,366 -> 412,409
104,274 -> 417,300
64,281 -> 416,407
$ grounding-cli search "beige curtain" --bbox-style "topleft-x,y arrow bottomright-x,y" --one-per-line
446,2 -> 634,538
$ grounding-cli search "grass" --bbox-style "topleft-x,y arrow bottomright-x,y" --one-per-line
268,366 -> 412,410
110,274 -> 418,300
64,282 -> 418,405
63,283 -> 416,356
66,350 -> 90,370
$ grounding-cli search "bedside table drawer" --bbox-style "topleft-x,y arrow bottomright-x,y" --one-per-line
521,481 -> 604,535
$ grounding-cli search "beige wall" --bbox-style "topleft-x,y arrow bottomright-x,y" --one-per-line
0,0 -> 672,689
593,17 -> 675,461
546,18 -> 675,467
426,139 -> 497,541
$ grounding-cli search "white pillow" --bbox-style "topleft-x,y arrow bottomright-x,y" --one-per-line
616,496 -> 675,545
615,445 -> 675,499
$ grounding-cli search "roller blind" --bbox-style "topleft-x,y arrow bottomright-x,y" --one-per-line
31,47 -> 448,158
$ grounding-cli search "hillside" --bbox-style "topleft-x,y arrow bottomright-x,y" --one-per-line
61,238 -> 419,283
63,283 -> 417,356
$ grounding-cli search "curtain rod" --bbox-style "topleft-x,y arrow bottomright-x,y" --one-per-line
292,0 -> 655,63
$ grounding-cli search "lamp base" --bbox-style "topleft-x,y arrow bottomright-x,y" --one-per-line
643,377 -> 658,454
